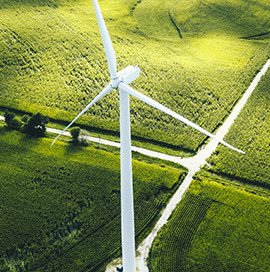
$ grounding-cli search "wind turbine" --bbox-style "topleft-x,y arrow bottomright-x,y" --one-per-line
51,0 -> 244,271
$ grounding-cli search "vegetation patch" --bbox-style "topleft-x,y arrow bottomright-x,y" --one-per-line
149,193 -> 213,271
0,0 -> 269,152
170,0 -> 270,38
208,67 -> 270,187
0,128 -> 186,271
148,173 -> 270,271
134,0 -> 270,39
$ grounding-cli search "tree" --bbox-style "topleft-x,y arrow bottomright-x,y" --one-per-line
4,111 -> 22,130
10,116 -> 23,130
70,127 -> 81,144
21,115 -> 29,123
4,111 -> 15,126
22,113 -> 48,137
80,129 -> 89,147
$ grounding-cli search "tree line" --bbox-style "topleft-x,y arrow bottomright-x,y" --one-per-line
4,110 -> 87,145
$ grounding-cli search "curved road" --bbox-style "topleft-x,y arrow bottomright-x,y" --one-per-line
1,59 -> 269,272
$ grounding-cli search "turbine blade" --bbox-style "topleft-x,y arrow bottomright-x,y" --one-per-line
92,0 -> 117,79
51,84 -> 113,146
119,82 -> 245,154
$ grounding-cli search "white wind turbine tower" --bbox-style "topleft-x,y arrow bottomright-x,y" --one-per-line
51,0 -> 245,271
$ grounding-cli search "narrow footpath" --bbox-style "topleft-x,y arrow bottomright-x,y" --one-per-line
1,59 -> 269,272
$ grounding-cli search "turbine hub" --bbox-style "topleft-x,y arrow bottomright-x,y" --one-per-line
110,65 -> 140,89
110,77 -> 122,89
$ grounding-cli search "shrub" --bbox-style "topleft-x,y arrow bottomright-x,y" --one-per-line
22,113 -> 48,137
4,111 -> 22,130
10,116 -> 23,130
70,127 -> 81,144
80,137 -> 88,147
80,130 -> 89,147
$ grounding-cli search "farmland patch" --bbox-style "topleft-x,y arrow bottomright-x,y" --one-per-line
0,128 -> 185,271
148,174 -> 270,271
208,65 -> 270,186
149,193 -> 213,271
1,0 -> 269,153
134,0 -> 270,39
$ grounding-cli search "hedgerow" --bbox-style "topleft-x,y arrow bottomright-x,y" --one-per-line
0,128 -> 185,271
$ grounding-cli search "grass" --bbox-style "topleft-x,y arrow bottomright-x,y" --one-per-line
0,127 -> 186,271
148,171 -> 270,271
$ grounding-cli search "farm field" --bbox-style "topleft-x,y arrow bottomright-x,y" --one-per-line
135,0 -> 270,40
148,171 -> 270,271
0,127 -> 186,271
147,47 -> 270,271
208,66 -> 270,187
0,0 -> 269,152
1,0 -> 270,271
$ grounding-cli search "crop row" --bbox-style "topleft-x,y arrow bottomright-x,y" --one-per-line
0,128 -> 184,271
149,193 -> 213,272
36,198 -> 163,272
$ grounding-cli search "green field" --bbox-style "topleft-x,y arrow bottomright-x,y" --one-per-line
149,171 -> 270,271
208,67 -> 270,187
148,16 -> 270,270
148,23 -> 270,270
135,0 -> 270,40
1,0 -> 270,271
0,128 -> 186,271
1,0 -> 269,152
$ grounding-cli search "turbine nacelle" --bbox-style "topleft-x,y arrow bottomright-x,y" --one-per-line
110,65 -> 141,89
